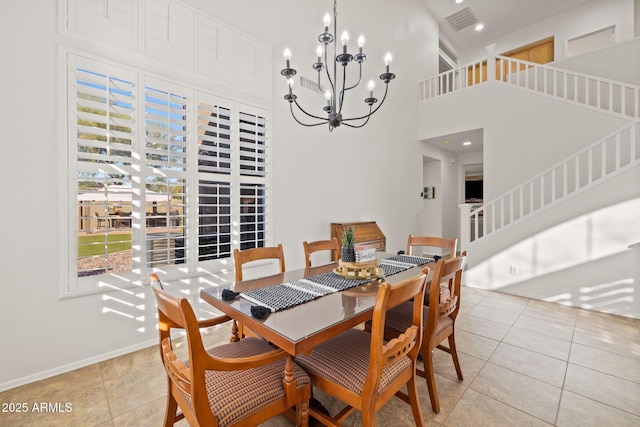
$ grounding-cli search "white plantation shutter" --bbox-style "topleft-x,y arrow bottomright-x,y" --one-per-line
196,15 -> 236,84
239,183 -> 267,250
64,52 -> 269,295
72,55 -> 136,278
144,79 -> 189,268
198,102 -> 232,175
144,0 -> 193,66
238,112 -> 267,177
237,109 -> 268,250
65,0 -> 137,49
197,100 -> 233,260
198,181 -> 232,260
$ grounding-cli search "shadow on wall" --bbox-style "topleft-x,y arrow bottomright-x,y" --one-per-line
464,198 -> 640,319
98,266 -> 234,334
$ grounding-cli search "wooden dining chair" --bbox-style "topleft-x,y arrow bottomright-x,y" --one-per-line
294,269 -> 429,427
233,244 -> 286,339
406,235 -> 457,259
233,244 -> 286,282
382,252 -> 467,414
303,237 -> 339,267
151,274 -> 311,427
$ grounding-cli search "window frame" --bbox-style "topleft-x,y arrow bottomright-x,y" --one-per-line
60,48 -> 272,298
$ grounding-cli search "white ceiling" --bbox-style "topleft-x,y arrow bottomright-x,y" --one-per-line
422,0 -> 596,53
421,0 -> 596,155
424,128 -> 484,154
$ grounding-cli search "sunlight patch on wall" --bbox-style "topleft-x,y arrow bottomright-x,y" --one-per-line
465,198 -> 640,317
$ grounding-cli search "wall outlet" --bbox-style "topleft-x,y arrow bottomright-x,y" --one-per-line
509,265 -> 519,275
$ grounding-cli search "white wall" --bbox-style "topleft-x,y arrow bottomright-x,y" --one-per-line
0,0 -> 439,390
464,166 -> 640,319
459,0 -> 635,64
421,157 -> 443,239
553,37 -> 640,85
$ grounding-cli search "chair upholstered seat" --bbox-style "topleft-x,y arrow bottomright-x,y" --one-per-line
385,302 -> 453,339
295,329 -> 412,396
182,337 -> 310,427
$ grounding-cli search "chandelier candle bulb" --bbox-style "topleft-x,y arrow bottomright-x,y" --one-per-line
358,36 -> 365,54
341,31 -> 349,53
323,14 -> 330,32
368,80 -> 374,98
316,46 -> 323,62
284,48 -> 292,69
384,53 -> 392,73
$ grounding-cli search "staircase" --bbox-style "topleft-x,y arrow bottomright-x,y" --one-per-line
459,118 -> 640,250
418,42 -> 640,318
416,42 -> 640,249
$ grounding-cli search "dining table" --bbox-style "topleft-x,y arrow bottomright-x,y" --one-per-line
199,252 -> 434,423
201,254 -> 433,355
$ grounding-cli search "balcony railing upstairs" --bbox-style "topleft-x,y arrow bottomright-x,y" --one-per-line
496,55 -> 640,119
418,59 -> 487,101
459,119 -> 640,251
419,45 -> 640,119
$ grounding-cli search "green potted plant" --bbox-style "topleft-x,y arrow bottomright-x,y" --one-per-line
341,226 -> 356,262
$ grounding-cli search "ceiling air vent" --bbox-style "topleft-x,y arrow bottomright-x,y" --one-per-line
445,7 -> 478,32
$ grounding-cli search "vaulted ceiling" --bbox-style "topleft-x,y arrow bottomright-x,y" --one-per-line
421,0 -> 596,52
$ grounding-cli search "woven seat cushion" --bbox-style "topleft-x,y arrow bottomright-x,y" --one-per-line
183,337 -> 310,427
385,301 -> 453,338
295,329 -> 411,396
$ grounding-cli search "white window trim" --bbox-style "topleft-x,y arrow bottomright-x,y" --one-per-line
59,47 -> 272,299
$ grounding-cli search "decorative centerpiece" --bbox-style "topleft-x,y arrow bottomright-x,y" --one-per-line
335,231 -> 384,279
340,226 -> 356,262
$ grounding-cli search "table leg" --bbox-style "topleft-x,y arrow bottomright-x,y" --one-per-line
283,355 -> 296,406
230,320 -> 240,342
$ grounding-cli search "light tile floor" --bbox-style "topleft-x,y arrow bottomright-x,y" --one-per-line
1,286 -> 639,426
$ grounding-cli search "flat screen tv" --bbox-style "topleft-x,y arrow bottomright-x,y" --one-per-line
465,180 -> 483,202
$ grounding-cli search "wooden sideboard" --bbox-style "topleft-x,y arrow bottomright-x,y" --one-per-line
330,221 -> 386,260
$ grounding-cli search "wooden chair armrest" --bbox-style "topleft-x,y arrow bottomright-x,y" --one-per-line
207,347 -> 289,371
197,314 -> 232,329
439,296 -> 458,316
382,326 -> 418,366
161,339 -> 191,394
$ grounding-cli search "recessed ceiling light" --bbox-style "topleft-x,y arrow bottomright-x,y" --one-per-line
475,23 -> 484,31
463,141 -> 472,146
444,140 -> 450,144
455,0 -> 464,4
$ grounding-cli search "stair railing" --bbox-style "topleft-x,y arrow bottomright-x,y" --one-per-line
419,45 -> 640,119
418,58 -> 487,101
496,55 -> 640,119
459,119 -> 640,251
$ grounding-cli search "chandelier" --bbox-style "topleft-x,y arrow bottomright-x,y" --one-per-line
280,0 -> 396,131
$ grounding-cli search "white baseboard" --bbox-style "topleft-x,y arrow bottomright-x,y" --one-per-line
0,338 -> 157,393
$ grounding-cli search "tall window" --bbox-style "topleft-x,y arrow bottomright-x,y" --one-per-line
67,53 -> 269,295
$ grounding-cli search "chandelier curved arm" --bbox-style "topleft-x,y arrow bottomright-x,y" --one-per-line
342,83 -> 390,123
342,61 -> 363,92
323,48 -> 335,96
317,72 -> 327,94
290,94 -> 330,121
338,65 -> 348,115
341,107 -> 373,128
288,103 -> 328,127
